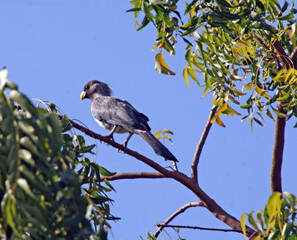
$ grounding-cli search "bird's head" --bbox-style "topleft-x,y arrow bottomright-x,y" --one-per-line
80,80 -> 112,100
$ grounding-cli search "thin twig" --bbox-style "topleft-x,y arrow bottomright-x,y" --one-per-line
191,106 -> 217,182
155,224 -> 255,234
154,202 -> 205,238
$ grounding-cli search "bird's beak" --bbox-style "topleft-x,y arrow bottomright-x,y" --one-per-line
80,91 -> 86,100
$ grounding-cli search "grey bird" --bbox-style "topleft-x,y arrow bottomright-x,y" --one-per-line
80,80 -> 178,162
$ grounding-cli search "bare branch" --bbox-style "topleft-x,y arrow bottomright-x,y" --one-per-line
191,106 -> 217,182
68,118 -> 256,238
155,224 -> 255,234
271,103 -> 286,193
154,201 -> 205,237
69,118 -> 177,176
100,172 -> 166,181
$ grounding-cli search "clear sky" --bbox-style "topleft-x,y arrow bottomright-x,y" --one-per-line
1,1 -> 296,239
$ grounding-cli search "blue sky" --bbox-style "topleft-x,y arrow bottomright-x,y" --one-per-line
1,1 -> 296,239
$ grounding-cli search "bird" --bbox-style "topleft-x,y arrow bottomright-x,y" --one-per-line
80,80 -> 178,162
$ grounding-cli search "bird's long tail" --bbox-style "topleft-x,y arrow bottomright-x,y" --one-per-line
134,129 -> 178,162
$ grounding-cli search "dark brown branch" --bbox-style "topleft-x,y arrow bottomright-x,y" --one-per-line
68,118 -> 256,238
191,106 -> 217,182
155,224 -> 255,234
271,103 -> 286,193
289,46 -> 297,69
272,39 -> 293,69
254,35 -> 281,70
154,202 -> 205,237
101,172 -> 166,181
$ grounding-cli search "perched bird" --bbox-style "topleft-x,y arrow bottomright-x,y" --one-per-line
80,80 -> 178,162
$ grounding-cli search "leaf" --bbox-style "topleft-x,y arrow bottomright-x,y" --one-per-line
17,178 -> 35,198
271,105 -> 287,118
155,52 -> 176,75
281,223 -> 293,240
256,211 -> 265,233
266,192 -> 282,217
255,85 -> 271,99
99,166 -> 116,177
231,88 -> 246,96
253,117 -> 264,126
240,104 -> 252,109
266,108 -> 275,121
10,90 -> 37,116
154,130 -> 163,138
215,115 -> 226,127
187,67 -> 198,82
163,129 -> 174,135
182,67 -> 190,88
248,212 -> 259,231
240,213 -> 247,237
137,16 -> 150,31
222,105 -> 241,116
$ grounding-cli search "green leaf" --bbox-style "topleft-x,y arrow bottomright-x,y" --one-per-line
163,129 -> 174,135
256,211 -> 265,233
137,16 -> 150,31
126,7 -> 141,13
281,223 -> 293,240
266,108 -> 275,121
240,104 -> 252,109
271,106 -> 287,118
10,90 -> 37,116
99,166 -> 116,177
248,212 -> 260,231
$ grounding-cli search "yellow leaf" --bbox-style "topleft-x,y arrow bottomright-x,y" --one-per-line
183,67 -> 190,88
154,130 -> 163,138
189,5 -> 195,19
255,85 -> 271,99
155,52 -> 176,75
240,213 -> 247,237
217,102 -> 228,115
215,115 -> 226,127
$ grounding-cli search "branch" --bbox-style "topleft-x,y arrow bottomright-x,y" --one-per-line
272,39 -> 293,69
271,103 -> 286,193
289,46 -> 297,69
68,118 -> 256,238
154,202 -> 205,237
191,106 -> 217,182
69,118 -> 179,177
155,224 -> 255,235
101,172 -> 166,181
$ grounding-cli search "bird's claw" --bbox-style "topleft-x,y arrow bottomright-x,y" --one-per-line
104,133 -> 114,145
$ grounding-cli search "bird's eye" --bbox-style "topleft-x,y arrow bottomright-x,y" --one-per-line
84,85 -> 89,90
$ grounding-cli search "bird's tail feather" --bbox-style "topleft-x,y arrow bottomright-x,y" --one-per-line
135,129 -> 178,162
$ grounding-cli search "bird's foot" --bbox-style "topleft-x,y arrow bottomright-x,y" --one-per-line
104,133 -> 115,145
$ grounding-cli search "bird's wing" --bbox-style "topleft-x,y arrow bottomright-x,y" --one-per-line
91,96 -> 150,131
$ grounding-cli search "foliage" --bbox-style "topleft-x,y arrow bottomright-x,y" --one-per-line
241,192 -> 297,240
0,68 -> 117,239
127,0 -> 297,127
